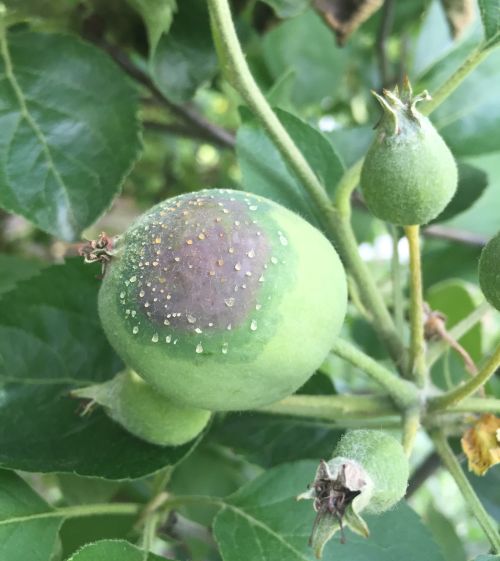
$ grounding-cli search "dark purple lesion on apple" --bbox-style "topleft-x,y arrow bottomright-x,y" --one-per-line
126,194 -> 273,333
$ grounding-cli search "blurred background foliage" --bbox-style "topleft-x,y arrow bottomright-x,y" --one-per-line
0,0 -> 499,559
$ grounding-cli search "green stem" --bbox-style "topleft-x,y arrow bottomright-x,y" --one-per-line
152,466 -> 174,496
331,338 -> 418,408
390,225 -> 405,335
258,393 -> 399,421
427,301 -> 491,368
208,0 -> 332,219
430,430 -> 500,553
334,158 -> 363,217
335,217 -> 408,372
142,512 -> 160,561
347,275 -> 371,320
450,397 -> 500,414
402,407 -> 421,457
421,47 -> 489,116
429,342 -> 500,411
208,0 -> 407,370
405,225 -> 427,388
0,503 -> 141,527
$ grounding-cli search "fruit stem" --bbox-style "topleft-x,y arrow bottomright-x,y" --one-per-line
258,394 -> 399,422
402,407 -> 420,457
427,300 -> 491,369
330,338 -> 418,409
420,47 -> 489,116
405,225 -> 427,388
390,225 -> 405,335
430,429 -> 500,553
208,0 -> 408,371
429,342 -> 500,412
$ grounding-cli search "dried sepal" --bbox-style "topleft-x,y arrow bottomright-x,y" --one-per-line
298,458 -> 372,558
461,414 -> 500,476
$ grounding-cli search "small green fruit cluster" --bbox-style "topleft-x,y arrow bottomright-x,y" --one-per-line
361,81 -> 457,226
479,232 -> 500,311
98,189 -> 347,412
299,430 -> 409,558
72,370 -> 211,447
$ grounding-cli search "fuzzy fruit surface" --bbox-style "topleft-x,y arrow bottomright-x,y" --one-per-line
333,429 -> 409,513
73,371 -> 211,446
99,189 -> 347,411
479,232 -> 500,311
361,86 -> 457,226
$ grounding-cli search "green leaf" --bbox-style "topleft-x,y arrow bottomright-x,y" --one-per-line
443,152 -> 500,237
126,0 -> 177,56
473,556 -> 500,561
66,540 -> 169,561
236,108 -> 344,226
422,240 -> 482,289
262,10 -> 347,107
60,517 -> 137,561
169,444 -> 254,526
431,162 -> 488,224
479,0 -> 500,44
0,31 -> 141,241
214,460 -> 445,561
261,0 -> 311,18
0,259 -> 200,479
0,254 -> 45,295
209,413 -> 342,467
423,504 -> 467,561
0,470 -> 62,561
150,0 -> 217,102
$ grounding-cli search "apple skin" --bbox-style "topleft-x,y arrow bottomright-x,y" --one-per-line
98,189 -> 347,411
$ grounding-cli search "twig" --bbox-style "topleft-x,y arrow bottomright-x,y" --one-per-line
352,194 -> 489,247
424,306 -> 478,377
406,452 -> 441,498
429,342 -> 500,411
97,41 -> 236,149
423,224 -> 488,247
144,120 -> 234,145
427,301 -> 491,368
430,430 -> 500,553
376,0 -> 395,88
160,511 -> 217,547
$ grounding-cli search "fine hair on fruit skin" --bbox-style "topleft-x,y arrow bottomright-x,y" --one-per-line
298,429 -> 410,558
331,429 -> 409,513
97,189 -> 347,412
478,231 -> 500,311
360,81 -> 458,226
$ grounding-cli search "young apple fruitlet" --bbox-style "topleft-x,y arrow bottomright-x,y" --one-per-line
360,80 -> 457,226
479,231 -> 500,311
73,371 -> 211,446
95,189 -> 347,411
299,430 -> 409,558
